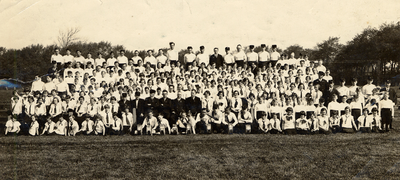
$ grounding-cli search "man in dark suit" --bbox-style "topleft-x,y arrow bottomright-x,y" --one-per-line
144,89 -> 159,115
324,80 -> 339,106
132,92 -> 145,130
313,71 -> 329,94
118,93 -> 131,116
209,47 -> 224,68
185,89 -> 202,116
158,90 -> 173,126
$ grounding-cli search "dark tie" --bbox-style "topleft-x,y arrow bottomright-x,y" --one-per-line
29,104 -> 32,115
114,118 -> 117,127
235,99 -> 238,108
101,104 -> 104,111
112,105 -> 114,113
87,121 -> 89,131
78,105 -> 81,112
364,117 -> 367,127
55,106 -> 57,114
106,113 -> 109,124
225,115 -> 229,123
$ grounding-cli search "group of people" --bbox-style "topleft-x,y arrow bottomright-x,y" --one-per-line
4,42 -> 397,136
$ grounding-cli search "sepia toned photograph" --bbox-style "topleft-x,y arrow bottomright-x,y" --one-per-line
1,0 -> 400,179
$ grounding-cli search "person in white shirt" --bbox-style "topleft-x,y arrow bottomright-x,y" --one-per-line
379,93 -> 394,132
258,44 -> 270,68
107,51 -> 117,69
234,44 -> 246,68
296,111 -> 310,134
270,45 -> 280,67
5,115 -> 21,136
80,114 -> 94,135
31,76 -> 44,93
68,115 -> 80,136
54,115 -> 68,136
132,50 -> 142,66
51,48 -> 64,68
117,50 -> 128,67
93,114 -> 106,136
121,107 -> 134,135
94,53 -> 106,67
100,104 -> 114,135
63,49 -> 74,67
369,107 -> 382,133
340,106 -> 357,133
318,108 -> 331,134
167,42 -> 178,66
158,113 -> 171,135
144,49 -> 157,69
74,50 -> 85,68
336,78 -> 349,102
358,108 -> 372,133
196,46 -> 209,66
247,45 -> 258,67
224,47 -> 235,67
362,77 -> 376,99
282,107 -> 296,135
141,110 -> 158,135
41,117 -> 56,135
110,112 -> 122,135
49,97 -> 62,118
184,46 -> 196,69
28,116 -> 39,136
222,108 -> 238,134
156,49 -> 167,66
257,112 -> 270,133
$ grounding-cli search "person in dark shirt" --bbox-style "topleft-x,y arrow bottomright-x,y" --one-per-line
313,71 -> 328,94
324,80 -> 339,107
158,90 -> 173,126
209,47 -> 224,68
185,89 -> 202,116
132,92 -> 145,131
144,89 -> 159,116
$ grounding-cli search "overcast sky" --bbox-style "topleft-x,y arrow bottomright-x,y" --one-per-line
1,0 -> 399,54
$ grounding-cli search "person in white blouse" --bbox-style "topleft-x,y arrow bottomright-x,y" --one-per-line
234,44 -> 246,68
224,47 -> 235,67
379,93 -> 394,132
258,44 -> 270,68
156,49 -> 167,66
40,117 -> 55,135
196,46 -> 209,66
94,114 -> 106,136
340,106 -> 357,133
49,97 -> 62,118
80,114 -> 94,135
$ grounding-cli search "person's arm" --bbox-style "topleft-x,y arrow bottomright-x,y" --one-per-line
166,122 -> 171,134
101,123 -> 105,136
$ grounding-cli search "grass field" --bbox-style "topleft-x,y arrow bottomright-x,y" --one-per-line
1,126 -> 400,179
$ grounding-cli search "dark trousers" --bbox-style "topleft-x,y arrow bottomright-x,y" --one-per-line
352,109 -> 361,127
122,126 -> 131,135
212,123 -> 222,134
297,129 -> 310,135
341,128 -> 354,133
270,60 -> 278,67
236,60 -> 244,67
381,108 -> 392,131
284,129 -> 297,135
6,132 -> 19,136
359,127 -> 371,133
319,129 -> 332,135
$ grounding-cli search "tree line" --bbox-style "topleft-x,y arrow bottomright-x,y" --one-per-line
1,22 -> 400,84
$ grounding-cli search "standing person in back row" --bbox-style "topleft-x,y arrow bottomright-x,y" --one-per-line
247,45 -> 258,67
196,46 -> 209,66
167,42 -> 178,66
258,44 -> 270,68
234,44 -> 246,68
270,45 -> 280,67
209,47 -> 224,68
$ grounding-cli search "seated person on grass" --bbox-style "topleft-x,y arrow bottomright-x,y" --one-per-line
369,107 -> 382,133
94,114 -> 106,136
269,113 -> 282,134
80,114 -> 95,135
28,116 -> 39,136
282,107 -> 296,135
257,112 -> 270,133
157,113 -> 171,135
340,106 -> 357,133
318,108 -> 331,135
110,112 -> 123,135
68,115 -> 80,136
5,115 -> 21,136
358,108 -> 372,133
41,116 -> 56,136
141,111 -> 158,135
296,111 -> 310,135
54,115 -> 68,136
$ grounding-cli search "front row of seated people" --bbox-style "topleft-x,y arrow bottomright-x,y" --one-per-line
5,103 -> 384,136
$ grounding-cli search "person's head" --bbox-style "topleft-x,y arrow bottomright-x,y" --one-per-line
321,108 -> 327,116
169,42 -> 175,49
362,108 -> 369,115
372,107 -> 378,115
300,111 -> 306,118
344,106 -> 350,114
342,95 -> 348,103
213,47 -> 219,54
286,107 -> 293,115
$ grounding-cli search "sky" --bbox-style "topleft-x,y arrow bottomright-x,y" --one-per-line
0,0 -> 400,54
